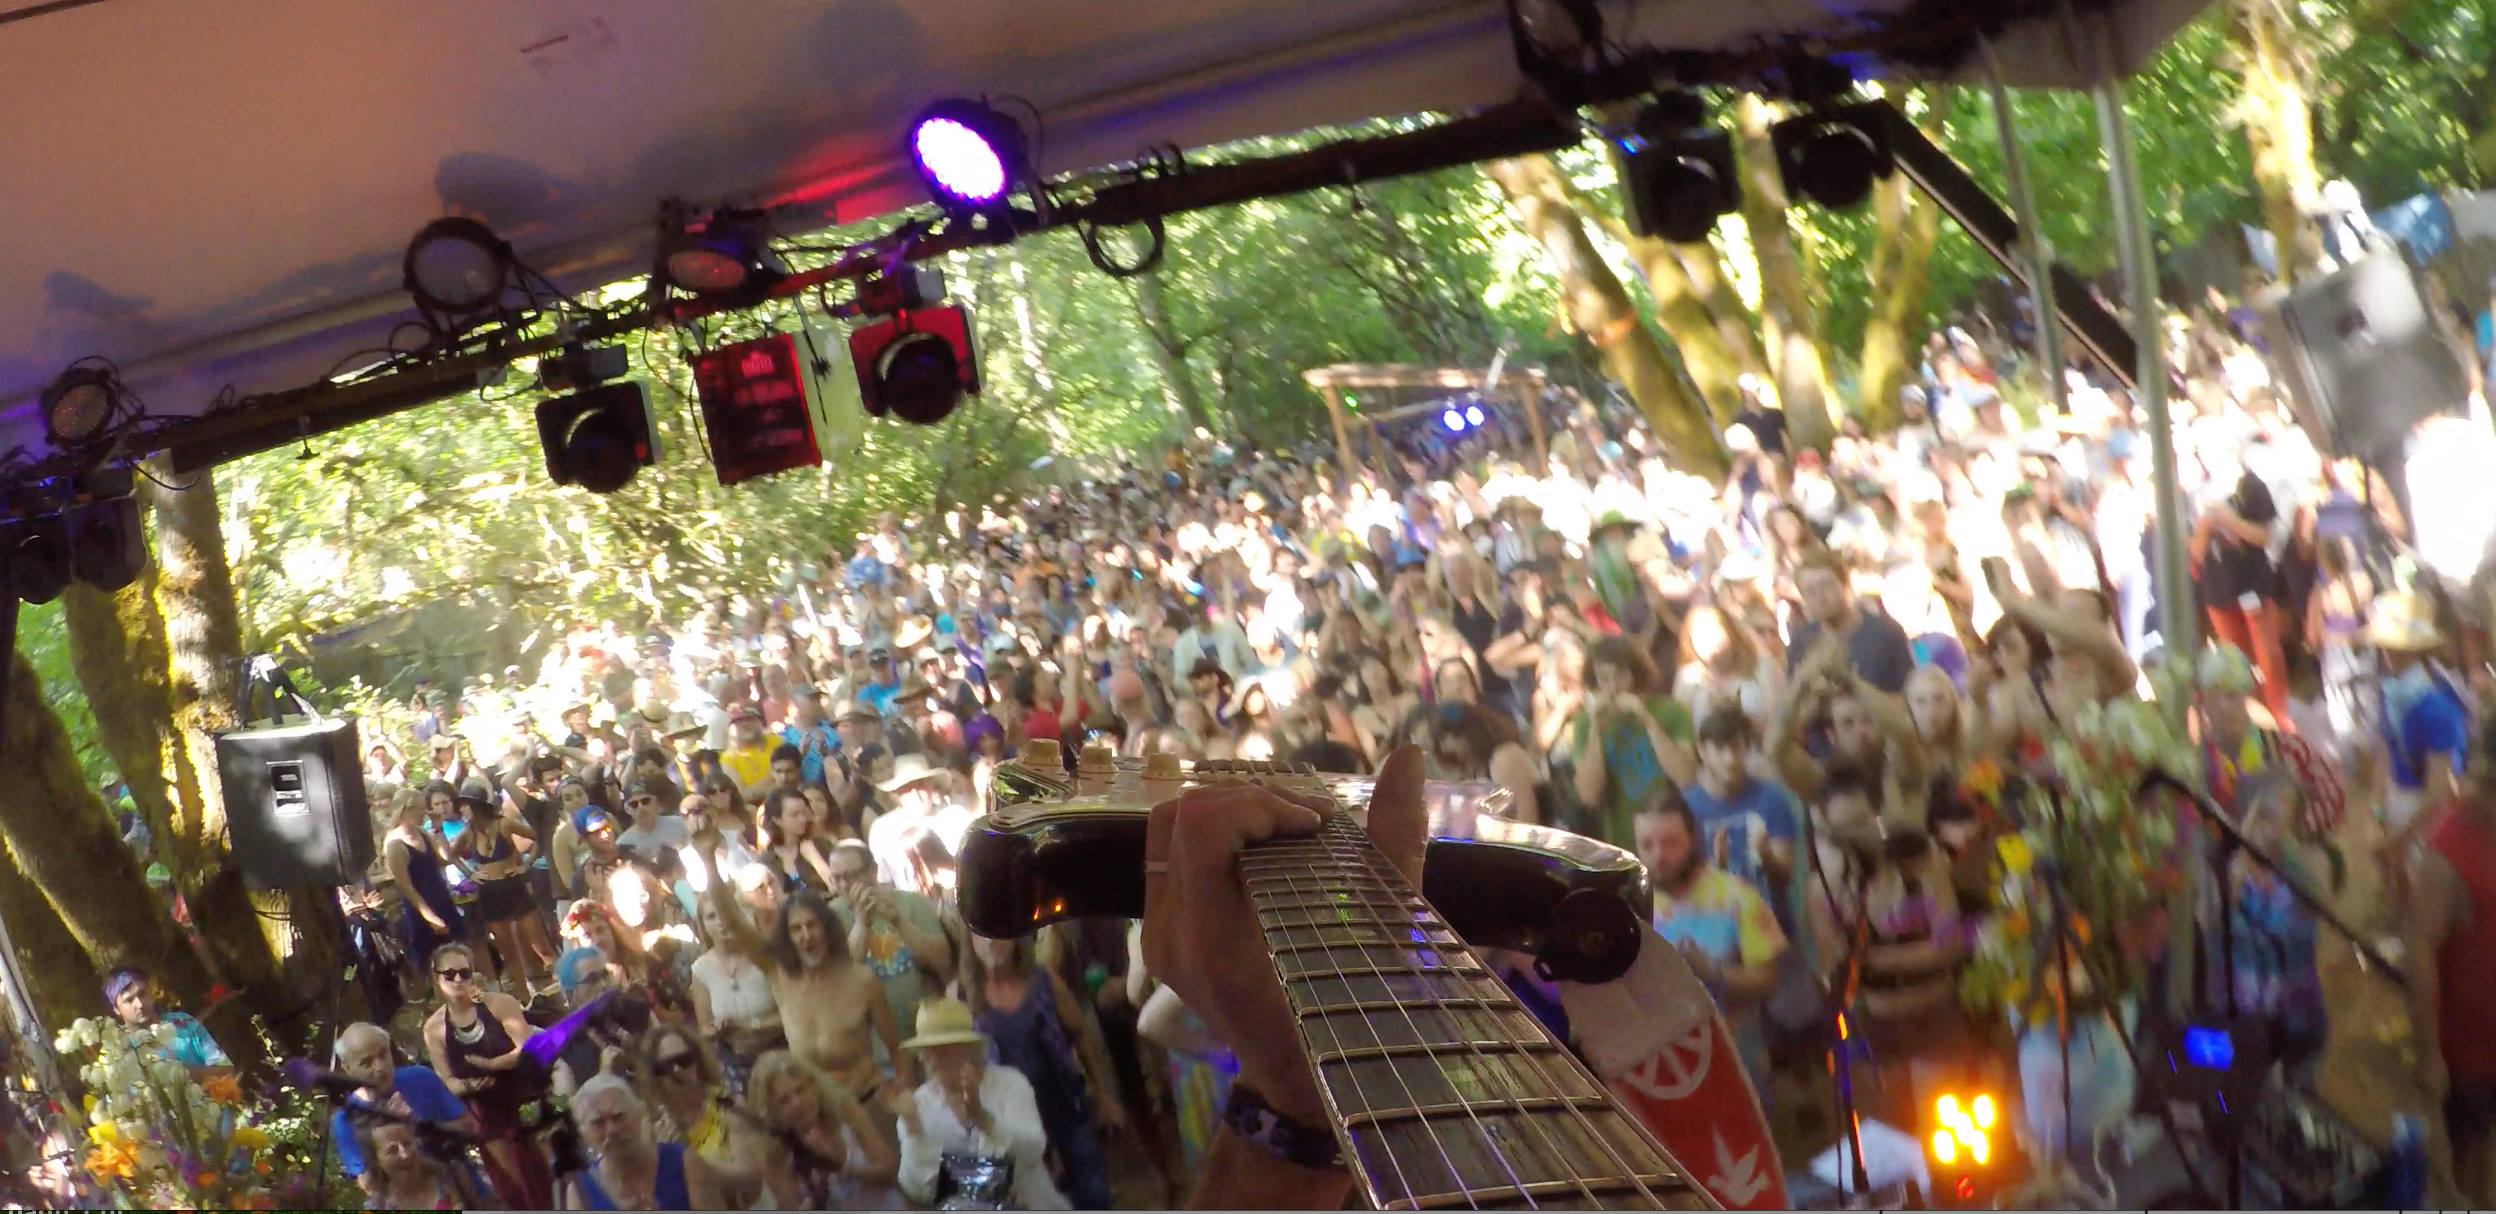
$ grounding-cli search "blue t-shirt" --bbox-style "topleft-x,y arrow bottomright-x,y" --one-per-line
2384,682 -> 2469,791
1678,778 -> 1799,899
331,1066 -> 467,1178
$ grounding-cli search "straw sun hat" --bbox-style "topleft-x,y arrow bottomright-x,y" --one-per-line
900,997 -> 989,1050
2366,590 -> 2443,653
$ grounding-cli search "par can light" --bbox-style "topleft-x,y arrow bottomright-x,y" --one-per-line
403,217 -> 513,321
908,99 -> 1028,213
40,364 -> 124,449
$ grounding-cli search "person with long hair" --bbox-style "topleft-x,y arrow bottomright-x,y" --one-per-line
690,898 -> 784,1088
419,943 -> 551,1210
1672,600 -> 1784,726
1426,702 -> 1544,826
1346,652 -> 1417,767
963,933 -> 1127,1209
690,834 -> 912,1105
631,1023 -> 739,1175
562,897 -> 691,1021
1569,635 -> 1696,849
755,788 -> 832,896
447,780 -> 553,996
353,1120 -> 483,1211
384,787 -> 467,986
733,1049 -> 902,1209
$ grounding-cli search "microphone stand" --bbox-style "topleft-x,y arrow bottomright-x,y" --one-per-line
2134,770 -> 2407,989
2134,768 -> 2406,1209
1813,853 -> 1878,1201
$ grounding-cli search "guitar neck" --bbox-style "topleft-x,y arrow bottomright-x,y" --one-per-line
1245,808 -> 1707,1211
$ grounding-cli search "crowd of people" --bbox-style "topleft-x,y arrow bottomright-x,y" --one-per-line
76,287 -> 2496,1209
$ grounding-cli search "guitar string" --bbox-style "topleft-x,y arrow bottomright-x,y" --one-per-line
1328,791 -> 1679,1209
1319,811 -> 1618,1209
1265,836 -> 1473,1208
1337,799 -> 1687,1209
1225,762 -> 1434,1208
1247,838 -> 1425,1207
1277,819 -> 1507,1209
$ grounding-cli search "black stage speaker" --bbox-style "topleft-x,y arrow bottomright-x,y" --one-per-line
215,717 -> 371,888
2261,251 -> 2467,460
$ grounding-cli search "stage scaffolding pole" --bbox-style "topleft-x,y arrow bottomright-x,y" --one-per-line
2091,31 -> 2199,677
1982,40 -> 2068,417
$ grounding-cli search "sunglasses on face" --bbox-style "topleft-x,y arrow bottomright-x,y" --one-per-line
652,1053 -> 698,1076
627,797 -> 656,809
435,967 -> 475,983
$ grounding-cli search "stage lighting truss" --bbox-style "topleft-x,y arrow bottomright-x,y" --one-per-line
1771,101 -> 1895,211
659,205 -> 788,300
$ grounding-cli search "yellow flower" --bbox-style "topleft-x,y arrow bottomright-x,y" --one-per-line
84,1140 -> 138,1183
1996,834 -> 2035,875
86,1120 -> 124,1148
229,1125 -> 269,1152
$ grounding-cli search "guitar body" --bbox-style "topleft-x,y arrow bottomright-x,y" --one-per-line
959,749 -> 1785,1210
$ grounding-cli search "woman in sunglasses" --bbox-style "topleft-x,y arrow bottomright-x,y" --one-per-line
419,943 -> 551,1210
633,1024 -> 740,1173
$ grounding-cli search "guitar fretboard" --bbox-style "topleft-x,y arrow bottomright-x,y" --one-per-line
1231,769 -> 1706,1211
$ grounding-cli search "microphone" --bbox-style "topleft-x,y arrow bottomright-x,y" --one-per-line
279,1056 -> 368,1100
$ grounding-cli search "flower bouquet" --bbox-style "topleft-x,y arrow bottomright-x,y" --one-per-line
53,1016 -> 295,1210
1960,691 -> 2196,1024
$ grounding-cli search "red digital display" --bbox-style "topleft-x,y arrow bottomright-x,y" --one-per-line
689,333 -> 824,485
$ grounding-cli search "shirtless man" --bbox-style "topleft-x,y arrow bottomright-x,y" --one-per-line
693,824 -> 912,1101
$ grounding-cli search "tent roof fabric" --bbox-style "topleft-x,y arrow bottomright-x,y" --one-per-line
0,0 -> 2204,458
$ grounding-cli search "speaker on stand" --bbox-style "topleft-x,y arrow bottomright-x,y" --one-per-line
2257,250 -> 2470,576
215,658 -> 371,890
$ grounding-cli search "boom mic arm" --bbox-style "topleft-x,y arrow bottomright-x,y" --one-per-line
2134,769 -> 2407,990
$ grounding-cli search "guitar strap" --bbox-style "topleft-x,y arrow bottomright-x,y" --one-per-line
1559,927 -> 1788,1210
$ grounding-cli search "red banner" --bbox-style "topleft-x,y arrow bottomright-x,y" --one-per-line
1562,932 -> 1787,1210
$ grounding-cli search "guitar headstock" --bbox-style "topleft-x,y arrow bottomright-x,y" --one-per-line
962,741 -> 1648,984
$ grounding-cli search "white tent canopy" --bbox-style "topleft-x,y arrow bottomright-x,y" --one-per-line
0,0 -> 2205,459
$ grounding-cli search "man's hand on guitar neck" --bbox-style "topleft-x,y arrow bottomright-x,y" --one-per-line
1142,746 -> 1429,1209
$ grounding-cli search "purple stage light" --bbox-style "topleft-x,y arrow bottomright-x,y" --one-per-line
908,100 -> 1027,212
915,118 -> 1006,203
1442,408 -> 1466,432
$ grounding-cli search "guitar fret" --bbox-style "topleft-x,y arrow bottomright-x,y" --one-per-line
1383,1175 -> 1695,1211
1234,795 -> 1695,1211
1295,996 -> 1513,1017
1311,1038 -> 1567,1065
1341,1095 -> 1619,1130
1281,960 -> 1479,982
1265,937 -> 1456,957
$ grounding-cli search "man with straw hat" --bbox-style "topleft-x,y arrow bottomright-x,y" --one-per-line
2370,589 -> 2470,856
888,997 -> 1066,1209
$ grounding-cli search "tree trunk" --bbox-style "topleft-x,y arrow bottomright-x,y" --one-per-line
1130,272 -> 1219,434
1733,93 -> 1840,449
1489,155 -> 1726,477
0,845 -> 102,1035
1667,242 -> 1771,383
1857,167 -> 1945,432
61,565 -> 182,851
147,466 -> 333,1028
2227,0 -> 2324,284
1563,181 -> 1751,429
1,648 -> 263,1070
